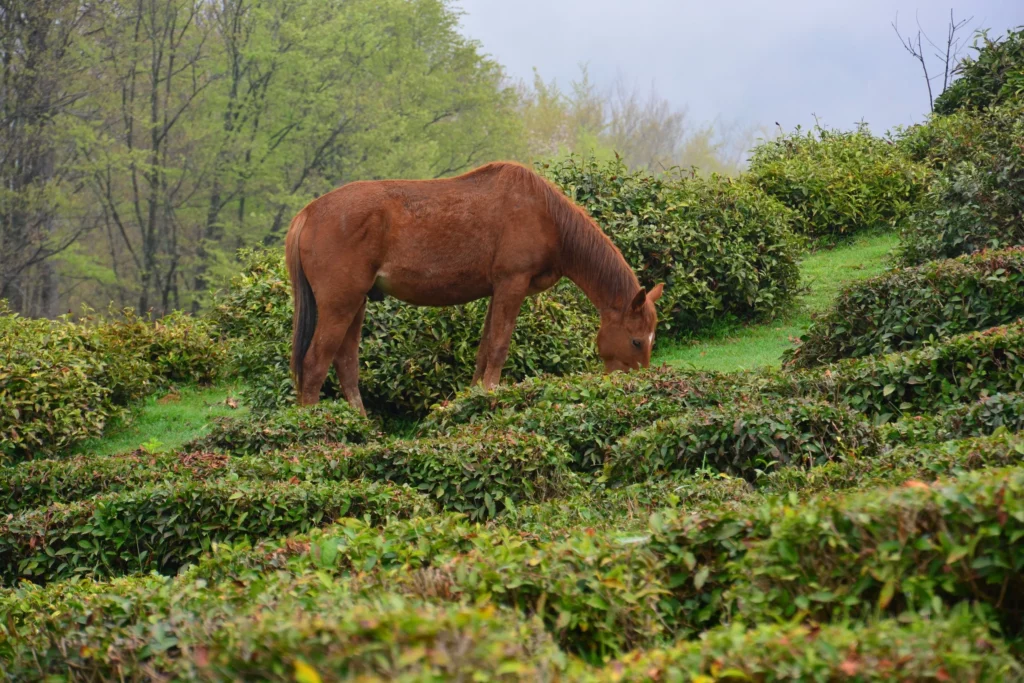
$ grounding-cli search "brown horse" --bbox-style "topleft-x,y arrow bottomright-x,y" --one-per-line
285,161 -> 664,414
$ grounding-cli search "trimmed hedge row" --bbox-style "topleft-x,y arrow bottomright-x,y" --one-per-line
0,450 -> 225,514
607,397 -> 877,484
731,466 -> 1024,631
0,579 -> 565,681
337,428 -> 579,521
4,578 -> 1016,681
185,399 -> 377,455
1,429 -> 578,522
746,122 -> 927,240
789,322 -> 1024,422
0,479 -> 431,586
592,615 -> 1019,682
884,392 -> 1024,447
423,366 -> 714,430
761,432 -> 1024,499
497,474 -> 755,539
788,247 -> 1024,367
423,367 -> 784,471
10,453 -> 1022,662
1,304 -> 224,463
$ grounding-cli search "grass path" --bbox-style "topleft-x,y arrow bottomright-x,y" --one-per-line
73,385 -> 245,457
654,232 -> 898,372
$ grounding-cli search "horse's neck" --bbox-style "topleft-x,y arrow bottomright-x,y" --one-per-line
558,218 -> 638,315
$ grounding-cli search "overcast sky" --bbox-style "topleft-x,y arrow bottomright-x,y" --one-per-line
455,1 -> 1023,137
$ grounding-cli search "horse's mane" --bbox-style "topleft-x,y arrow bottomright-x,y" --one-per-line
468,162 -> 640,309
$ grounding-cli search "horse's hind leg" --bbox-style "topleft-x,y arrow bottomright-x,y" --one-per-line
299,295 -> 363,407
332,299 -> 367,416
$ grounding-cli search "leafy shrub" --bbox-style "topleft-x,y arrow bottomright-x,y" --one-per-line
788,247 -> 1024,366
0,478 -> 431,585
896,104 -> 1024,266
424,366 -> 710,430
0,450 -> 223,513
212,248 -> 596,416
335,428 -> 579,520
42,432 -> 1023,661
1,309 -> 118,463
760,432 -> 1024,498
186,399 -> 376,455
141,310 -> 224,385
0,578 -> 566,681
790,322 -> 1024,422
0,303 -> 224,463
732,465 -> 1024,631
1,428 -> 576,521
607,397 -> 877,484
423,367 -> 758,471
884,392 -> 1024,447
933,27 -> 1024,115
746,123 -> 927,240
497,475 -> 755,538
595,615 -> 1019,682
544,155 -> 801,335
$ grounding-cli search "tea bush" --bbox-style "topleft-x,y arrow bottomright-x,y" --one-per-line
790,322 -> 1024,422
186,399 -> 376,455
933,27 -> 1024,115
884,392 -> 1024,447
759,432 -> 1024,499
544,155 -> 801,335
607,397 -> 877,484
422,366 -> 787,471
26,435 -> 1021,662
594,615 -> 1019,682
746,123 -> 927,240
732,465 -> 1024,630
787,247 -> 1024,366
1,309 -> 118,463
425,369 -> 744,471
0,579 -> 566,681
0,304 -> 224,463
423,366 -> 712,431
212,248 -> 596,416
0,479 -> 431,585
0,450 -> 223,513
896,104 -> 1024,266
336,428 -> 579,520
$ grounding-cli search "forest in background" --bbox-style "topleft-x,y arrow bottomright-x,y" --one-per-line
1,0 -> 757,318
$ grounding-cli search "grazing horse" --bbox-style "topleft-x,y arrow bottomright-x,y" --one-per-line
285,161 -> 664,414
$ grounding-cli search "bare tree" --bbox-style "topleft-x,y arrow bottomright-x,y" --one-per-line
893,9 -> 974,111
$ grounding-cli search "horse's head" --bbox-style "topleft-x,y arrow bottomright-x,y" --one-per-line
597,283 -> 665,373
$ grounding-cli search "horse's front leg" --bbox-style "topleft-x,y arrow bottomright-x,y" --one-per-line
480,278 -> 529,390
332,298 -> 367,416
471,300 -> 495,386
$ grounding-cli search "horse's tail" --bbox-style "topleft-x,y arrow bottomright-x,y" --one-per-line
285,209 -> 316,393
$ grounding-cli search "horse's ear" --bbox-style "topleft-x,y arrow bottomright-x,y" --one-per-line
629,288 -> 646,312
648,283 -> 665,303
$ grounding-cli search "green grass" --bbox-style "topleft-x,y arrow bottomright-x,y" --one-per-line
655,231 -> 898,373
73,385 -> 246,457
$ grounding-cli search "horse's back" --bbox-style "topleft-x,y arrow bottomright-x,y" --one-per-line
296,164 -> 561,306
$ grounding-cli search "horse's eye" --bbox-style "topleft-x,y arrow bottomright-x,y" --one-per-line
631,338 -> 642,349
